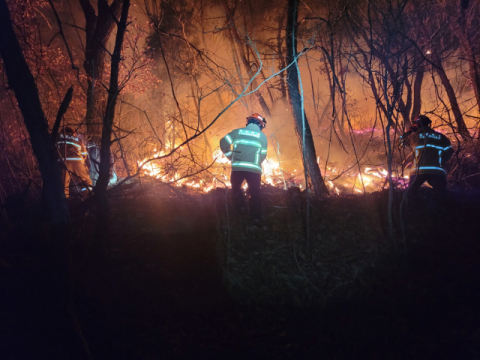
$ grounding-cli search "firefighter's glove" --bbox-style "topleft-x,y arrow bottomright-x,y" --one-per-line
398,135 -> 407,148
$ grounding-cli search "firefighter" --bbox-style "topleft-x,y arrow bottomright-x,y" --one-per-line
87,140 -> 118,187
55,126 -> 93,198
403,115 -> 454,202
220,113 -> 268,223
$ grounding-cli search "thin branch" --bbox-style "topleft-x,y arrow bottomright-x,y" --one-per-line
51,86 -> 73,142
47,0 -> 79,71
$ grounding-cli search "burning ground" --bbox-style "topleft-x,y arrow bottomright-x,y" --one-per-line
2,181 -> 480,359
136,133 -> 408,197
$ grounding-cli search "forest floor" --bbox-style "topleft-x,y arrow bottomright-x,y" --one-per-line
2,181 -> 480,359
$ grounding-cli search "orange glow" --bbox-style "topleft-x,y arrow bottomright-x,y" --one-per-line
138,149 -> 408,194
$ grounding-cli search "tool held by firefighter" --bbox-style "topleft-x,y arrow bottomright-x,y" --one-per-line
55,126 -> 93,198
402,115 -> 454,202
220,113 -> 268,223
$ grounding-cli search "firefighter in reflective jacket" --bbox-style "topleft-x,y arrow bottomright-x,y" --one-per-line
220,113 -> 268,222
404,115 -> 454,200
56,126 -> 93,198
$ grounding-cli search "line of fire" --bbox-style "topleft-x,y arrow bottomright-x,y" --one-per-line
1,0 -> 480,358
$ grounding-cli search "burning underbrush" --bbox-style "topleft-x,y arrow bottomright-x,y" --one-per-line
132,129 -> 480,197
136,146 -> 409,196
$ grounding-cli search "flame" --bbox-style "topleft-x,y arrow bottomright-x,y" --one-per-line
138,148 -> 408,195
138,149 -> 167,179
213,149 -> 229,164
262,159 -> 283,186
138,148 -> 284,193
323,164 -> 409,195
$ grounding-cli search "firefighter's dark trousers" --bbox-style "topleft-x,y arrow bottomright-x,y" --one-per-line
60,159 -> 92,198
408,174 -> 447,204
231,170 -> 262,221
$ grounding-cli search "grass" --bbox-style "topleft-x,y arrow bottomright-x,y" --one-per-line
2,181 -> 480,359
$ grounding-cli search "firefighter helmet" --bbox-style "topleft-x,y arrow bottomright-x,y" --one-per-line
413,115 -> 432,128
62,126 -> 76,135
246,113 -> 267,129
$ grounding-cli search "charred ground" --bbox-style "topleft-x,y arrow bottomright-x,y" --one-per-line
1,183 -> 480,359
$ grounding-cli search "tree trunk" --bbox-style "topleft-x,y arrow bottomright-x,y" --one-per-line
411,64 -> 424,122
276,10 -> 288,102
190,80 -> 212,160
51,86 -> 74,142
402,53 -> 412,126
433,53 -> 470,138
447,1 -> 480,136
456,31 -> 480,135
0,0 -> 88,357
463,40 -> 480,118
79,0 -> 121,140
285,0 -> 328,195
0,2 -> 69,229
94,0 -> 130,256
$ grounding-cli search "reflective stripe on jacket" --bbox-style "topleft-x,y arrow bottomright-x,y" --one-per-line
408,129 -> 453,176
219,123 -> 268,174
56,133 -> 88,161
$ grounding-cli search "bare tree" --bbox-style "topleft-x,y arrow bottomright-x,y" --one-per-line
286,0 -> 328,195
443,0 -> 480,134
94,0 -> 130,255
222,1 -> 272,117
79,0 -> 122,139
411,61 -> 425,122
0,0 -> 88,356
413,2 -> 470,138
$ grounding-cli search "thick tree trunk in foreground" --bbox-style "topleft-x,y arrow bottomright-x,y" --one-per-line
0,0 -> 88,358
94,0 -> 130,256
0,1 -> 69,228
285,0 -> 328,195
